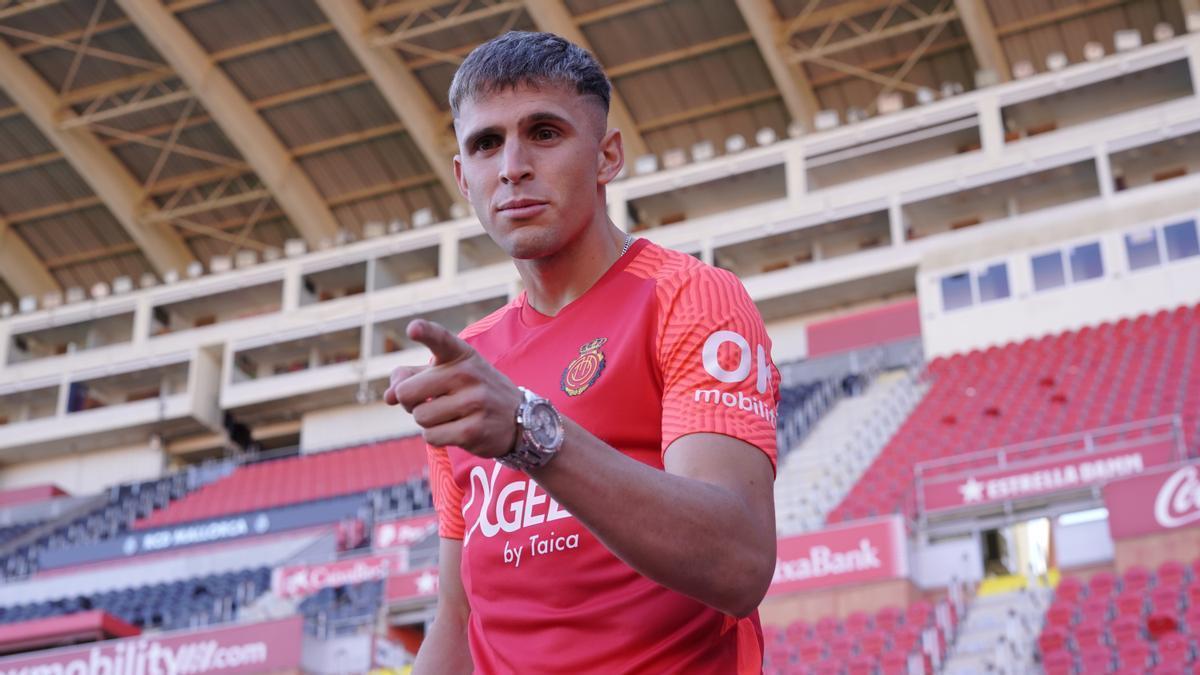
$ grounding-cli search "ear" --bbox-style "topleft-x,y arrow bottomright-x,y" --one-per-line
597,127 -> 624,187
452,154 -> 470,201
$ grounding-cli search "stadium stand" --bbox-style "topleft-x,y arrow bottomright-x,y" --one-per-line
1036,560 -> 1200,674
763,598 -> 961,674
828,303 -> 1200,524
133,437 -> 427,531
0,461 -> 234,581
776,368 -> 926,534
0,566 -> 271,633
299,580 -> 385,638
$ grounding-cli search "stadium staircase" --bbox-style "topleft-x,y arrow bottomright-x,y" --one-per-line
775,367 -> 926,535
942,583 -> 1052,674
828,303 -> 1200,524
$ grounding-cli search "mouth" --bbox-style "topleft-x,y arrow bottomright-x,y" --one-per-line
496,199 -> 549,220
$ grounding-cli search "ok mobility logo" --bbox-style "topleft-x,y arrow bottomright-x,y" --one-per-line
692,330 -> 778,428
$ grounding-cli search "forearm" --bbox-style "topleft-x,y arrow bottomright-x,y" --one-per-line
528,419 -> 775,617
413,612 -> 472,675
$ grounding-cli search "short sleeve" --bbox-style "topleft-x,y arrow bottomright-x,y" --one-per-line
658,267 -> 779,471
427,444 -> 465,539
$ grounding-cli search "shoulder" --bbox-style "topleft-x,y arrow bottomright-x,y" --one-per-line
625,241 -> 747,303
459,297 -> 522,343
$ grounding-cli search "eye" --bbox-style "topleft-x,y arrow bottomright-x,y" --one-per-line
533,127 -> 559,142
474,135 -> 500,152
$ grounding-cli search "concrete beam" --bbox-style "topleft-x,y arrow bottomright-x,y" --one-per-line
0,39 -> 195,276
735,0 -> 821,132
116,0 -> 341,246
523,0 -> 651,158
0,217 -> 59,297
315,0 -> 462,203
955,0 -> 1010,82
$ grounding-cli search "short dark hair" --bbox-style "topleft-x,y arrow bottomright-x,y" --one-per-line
449,31 -> 611,118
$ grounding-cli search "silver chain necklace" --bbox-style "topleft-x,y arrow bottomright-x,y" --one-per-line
620,233 -> 634,257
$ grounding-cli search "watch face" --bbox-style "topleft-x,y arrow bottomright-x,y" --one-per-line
527,402 -> 560,447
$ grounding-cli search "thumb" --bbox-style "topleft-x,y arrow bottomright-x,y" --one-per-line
407,319 -> 472,365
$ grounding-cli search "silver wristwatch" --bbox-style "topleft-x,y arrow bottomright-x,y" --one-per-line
497,387 -> 564,472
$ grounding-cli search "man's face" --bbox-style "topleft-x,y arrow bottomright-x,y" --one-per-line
453,82 -> 623,260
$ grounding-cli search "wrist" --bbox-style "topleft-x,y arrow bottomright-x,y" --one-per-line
497,387 -> 564,472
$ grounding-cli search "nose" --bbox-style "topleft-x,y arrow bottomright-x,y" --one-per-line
498,139 -> 533,185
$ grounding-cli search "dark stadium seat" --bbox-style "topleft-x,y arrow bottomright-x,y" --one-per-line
0,566 -> 271,632
1,462 -> 234,582
134,437 -> 427,531
826,304 -> 1200,523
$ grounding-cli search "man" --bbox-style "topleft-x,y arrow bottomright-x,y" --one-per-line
385,31 -> 779,673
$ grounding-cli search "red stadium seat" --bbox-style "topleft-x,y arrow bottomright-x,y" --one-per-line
1156,559 -> 1185,586
846,655 -> 877,675
1117,640 -> 1151,671
786,620 -> 812,642
1045,602 -> 1076,628
1115,591 -> 1145,617
844,610 -> 871,634
1074,619 -> 1105,651
829,635 -> 856,661
1122,566 -> 1151,594
1090,572 -> 1118,598
815,616 -> 840,640
874,606 -> 902,633
879,651 -> 910,675
1156,633 -> 1191,665
1111,615 -> 1142,643
1056,576 -> 1084,604
1147,613 -> 1180,640
1038,628 -> 1068,654
1042,649 -> 1073,675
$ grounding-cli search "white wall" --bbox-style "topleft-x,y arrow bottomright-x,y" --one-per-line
1053,515 -> 1114,569
764,315 -> 810,365
919,185 -> 1200,358
0,441 -> 165,494
914,532 -> 984,589
301,401 -> 419,454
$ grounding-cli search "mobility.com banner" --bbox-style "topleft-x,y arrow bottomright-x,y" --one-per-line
0,616 -> 302,675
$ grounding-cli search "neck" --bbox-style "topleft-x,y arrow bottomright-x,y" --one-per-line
516,219 -> 628,317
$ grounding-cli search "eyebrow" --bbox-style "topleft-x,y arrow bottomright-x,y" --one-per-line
462,111 -> 574,151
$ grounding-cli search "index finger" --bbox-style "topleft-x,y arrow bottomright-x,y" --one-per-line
407,319 -> 473,365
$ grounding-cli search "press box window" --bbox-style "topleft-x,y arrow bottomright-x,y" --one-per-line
1069,242 -> 1104,282
1163,219 -> 1200,262
941,273 -> 973,312
1031,251 -> 1066,291
1125,229 -> 1161,271
976,264 -> 1010,303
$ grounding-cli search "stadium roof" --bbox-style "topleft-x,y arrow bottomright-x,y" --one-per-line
0,0 -> 1187,307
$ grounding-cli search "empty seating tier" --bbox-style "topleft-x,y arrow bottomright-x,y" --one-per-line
135,437 -> 427,531
0,567 -> 271,633
763,600 -> 956,675
1038,559 -> 1200,674
828,304 -> 1200,523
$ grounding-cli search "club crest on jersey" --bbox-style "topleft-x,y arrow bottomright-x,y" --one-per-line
561,338 -> 607,396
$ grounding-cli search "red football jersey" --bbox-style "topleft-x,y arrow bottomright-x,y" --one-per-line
427,239 -> 780,673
